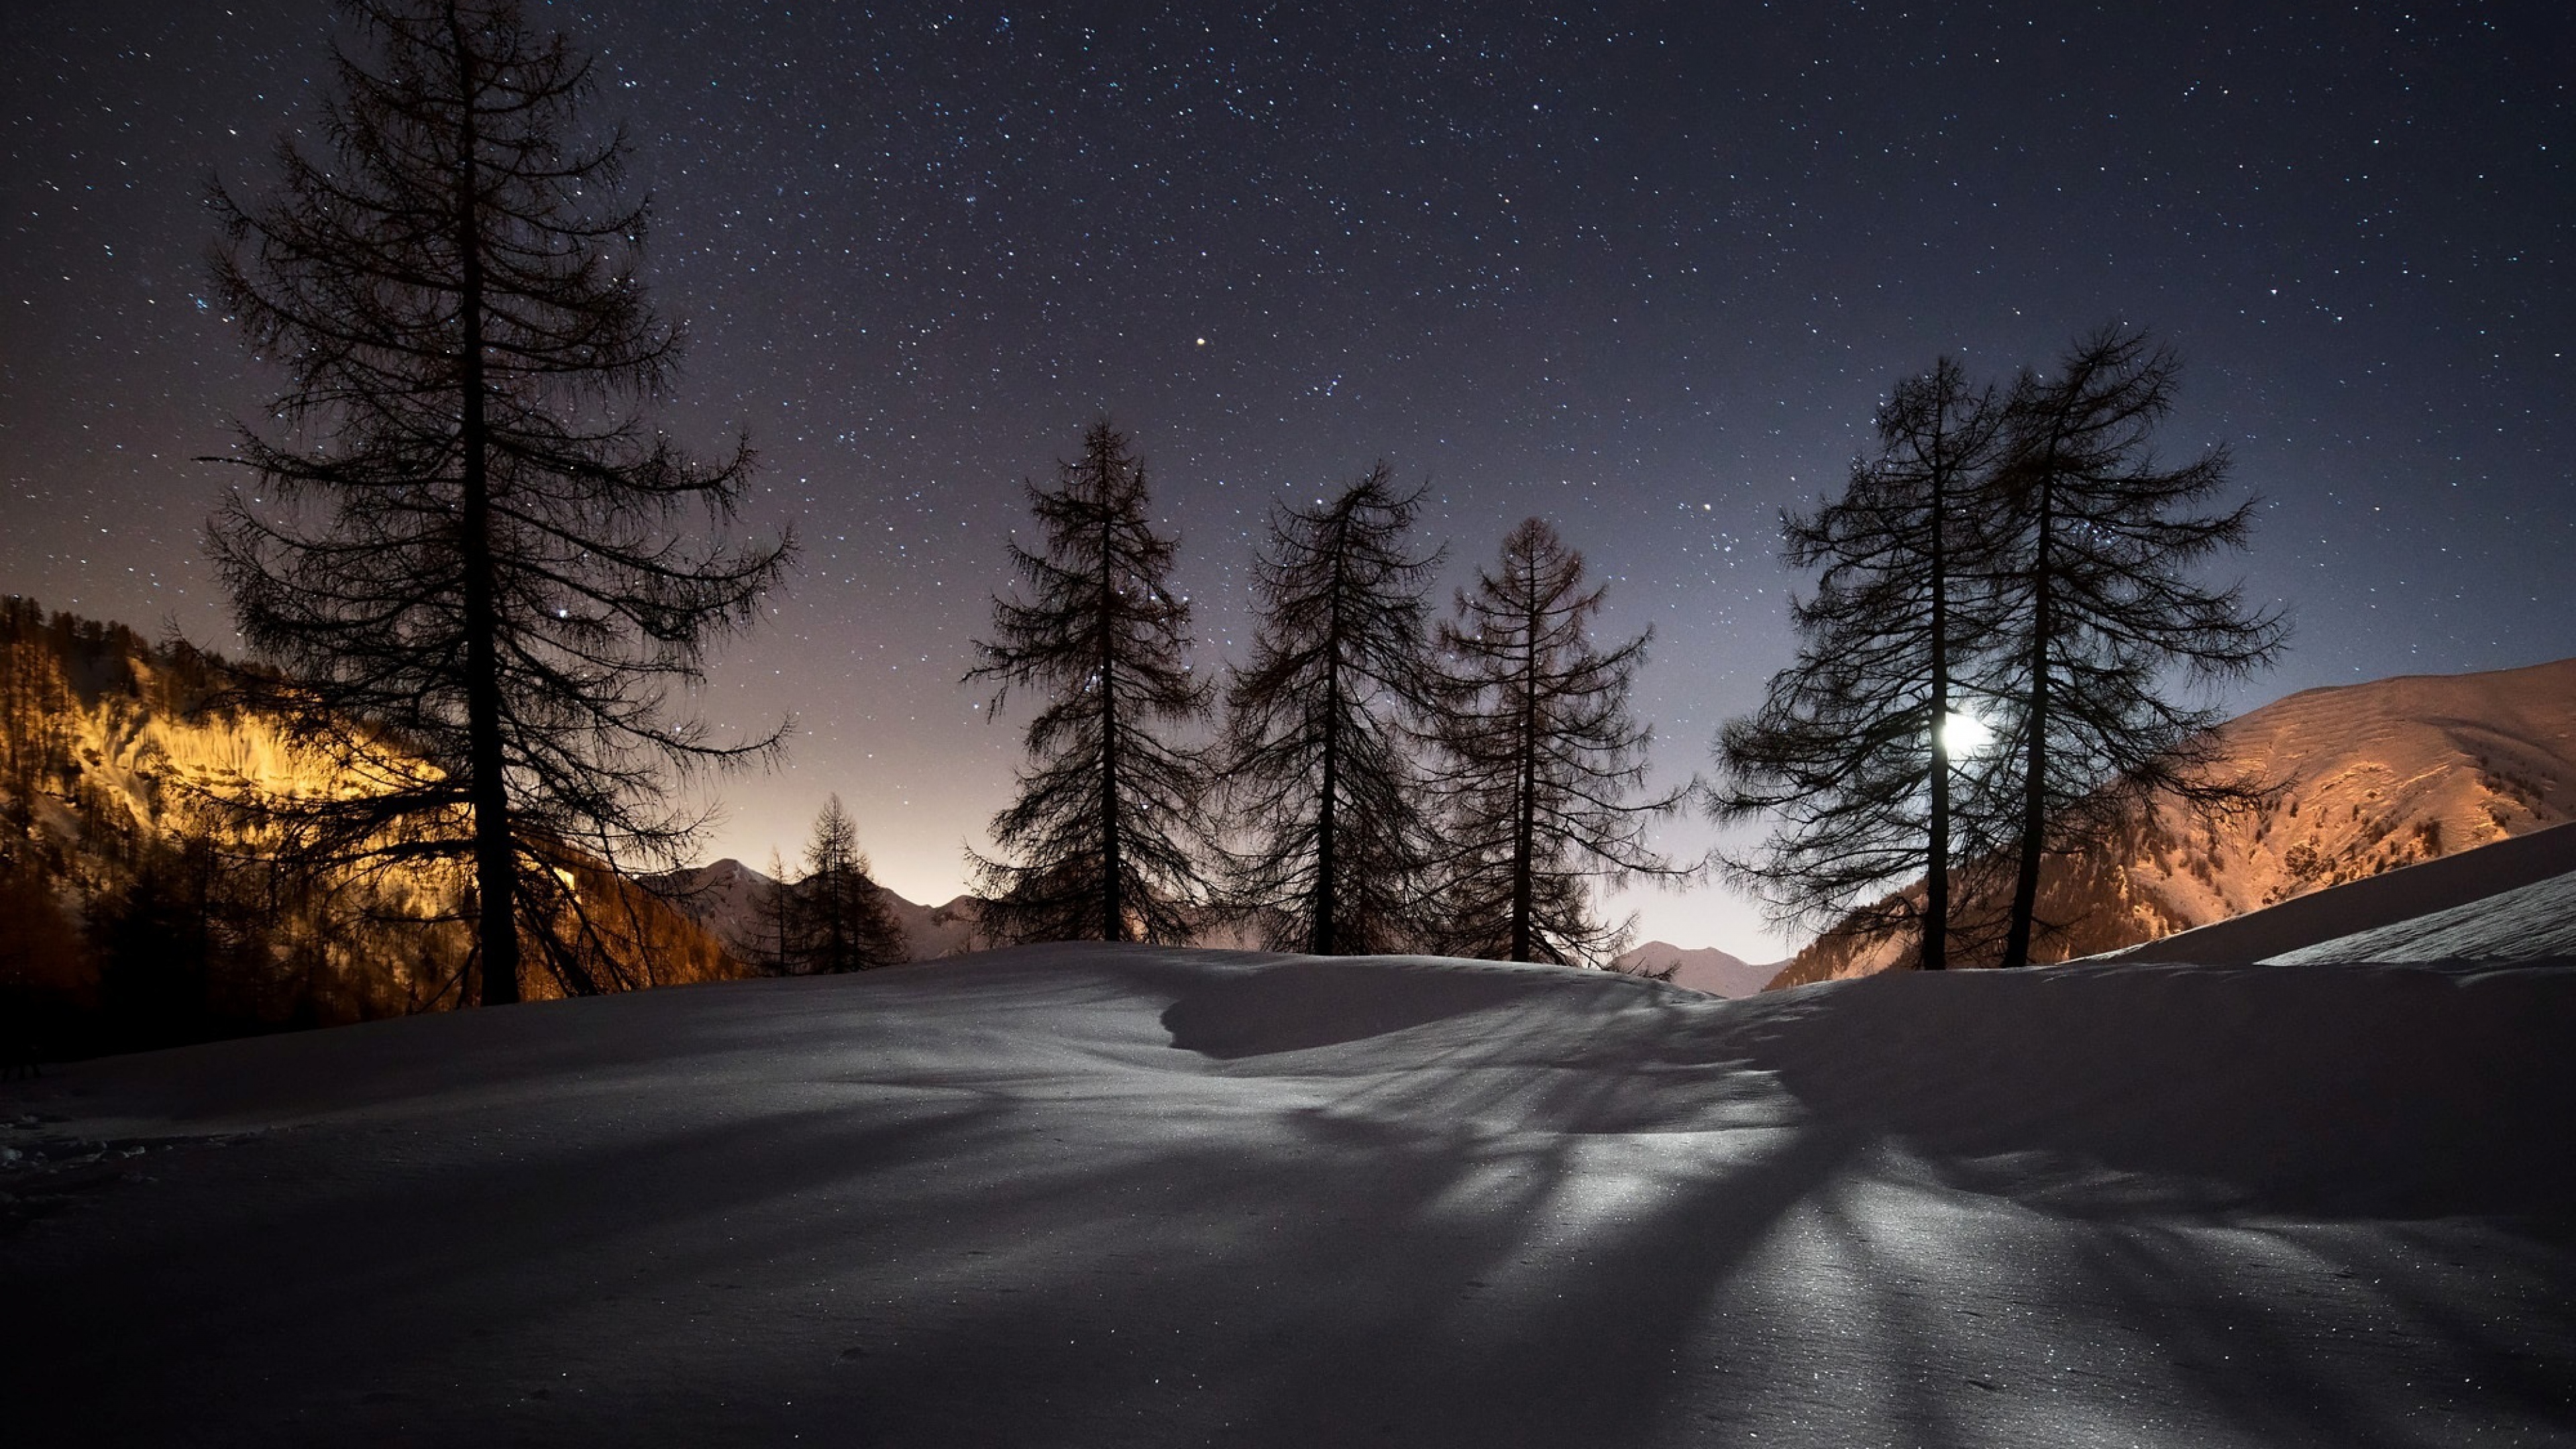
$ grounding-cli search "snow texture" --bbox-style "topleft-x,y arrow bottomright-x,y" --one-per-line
2100,820 -> 2576,966
5,938 -> 2572,1444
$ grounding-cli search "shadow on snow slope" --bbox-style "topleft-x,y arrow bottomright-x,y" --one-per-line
2,943 -> 2571,1448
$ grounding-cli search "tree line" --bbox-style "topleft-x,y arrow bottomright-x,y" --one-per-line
1714,335 -> 2286,972
966,426 -> 1687,965
170,0 -> 2280,1012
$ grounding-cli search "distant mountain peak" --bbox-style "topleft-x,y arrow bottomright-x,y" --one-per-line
1611,941 -> 1780,998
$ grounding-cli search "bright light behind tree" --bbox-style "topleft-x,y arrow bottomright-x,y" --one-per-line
1940,709 -> 1995,755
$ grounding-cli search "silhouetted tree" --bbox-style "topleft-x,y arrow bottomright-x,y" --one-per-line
1220,466 -> 1444,954
1714,359 -> 2012,971
761,847 -> 798,977
205,0 -> 788,1005
967,421 -> 1214,945
1426,519 -> 1690,966
789,795 -> 907,972
1985,327 -> 2288,968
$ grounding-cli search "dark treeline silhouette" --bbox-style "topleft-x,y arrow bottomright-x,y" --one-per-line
1218,466 -> 1445,955
1422,519 -> 1694,964
205,0 -> 788,1006
967,421 -> 1216,947
969,425 -> 1688,966
770,796 -> 908,974
1716,326 -> 2288,972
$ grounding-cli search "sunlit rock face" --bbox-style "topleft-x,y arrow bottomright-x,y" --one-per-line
1776,657 -> 2576,985
1,606 -> 743,1042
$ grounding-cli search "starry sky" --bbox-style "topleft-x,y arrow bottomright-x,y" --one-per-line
4,2 -> 2570,958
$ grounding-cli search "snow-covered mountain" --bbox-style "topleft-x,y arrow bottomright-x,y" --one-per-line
657,860 -> 1736,973
1609,940 -> 1780,998
7,849 -> 2571,1442
1775,655 -> 2576,987
646,857 -> 984,962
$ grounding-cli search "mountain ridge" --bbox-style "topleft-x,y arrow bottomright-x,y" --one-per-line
1771,655 -> 2576,987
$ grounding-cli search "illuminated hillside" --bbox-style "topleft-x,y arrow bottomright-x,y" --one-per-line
1774,657 -> 2576,986
0,599 -> 743,1056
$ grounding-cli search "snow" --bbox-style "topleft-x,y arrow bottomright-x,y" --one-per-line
5,933 -> 2572,1442
647,858 -> 985,962
1611,939 -> 1782,997
2100,820 -> 2576,966
2271,867 -> 2576,963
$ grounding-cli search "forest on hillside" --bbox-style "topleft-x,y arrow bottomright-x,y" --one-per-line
0,598 -> 739,1061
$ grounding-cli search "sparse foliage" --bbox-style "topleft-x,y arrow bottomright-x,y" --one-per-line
788,795 -> 907,973
1219,466 -> 1444,954
1984,327 -> 2288,967
1425,518 -> 1690,966
204,0 -> 788,1004
967,421 -> 1214,946
1715,358 -> 2012,971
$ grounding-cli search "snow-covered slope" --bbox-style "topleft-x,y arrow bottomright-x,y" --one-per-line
1780,656 -> 2576,985
647,857 -> 983,962
6,937 -> 2570,1444
2100,820 -> 2576,965
1610,940 -> 1780,997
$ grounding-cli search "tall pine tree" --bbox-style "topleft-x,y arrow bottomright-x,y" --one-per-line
1219,465 -> 1444,954
1426,519 -> 1688,966
1985,327 -> 2288,969
968,421 -> 1213,946
205,0 -> 788,1006
1714,358 -> 2012,971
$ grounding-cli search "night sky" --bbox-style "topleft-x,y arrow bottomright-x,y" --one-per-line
4,2 -> 2569,957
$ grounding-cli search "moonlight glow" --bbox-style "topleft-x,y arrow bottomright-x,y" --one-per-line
1940,710 -> 1996,756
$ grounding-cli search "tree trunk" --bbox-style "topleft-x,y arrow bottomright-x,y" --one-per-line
1923,449 -> 1951,973
450,13 -> 519,1006
1311,522 -> 1348,956
1097,511 -> 1124,944
1509,553 -> 1540,963
2000,470 -> 2054,972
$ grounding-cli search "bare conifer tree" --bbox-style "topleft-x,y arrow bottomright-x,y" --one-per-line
789,795 -> 907,973
1220,465 -> 1444,954
1986,327 -> 2289,968
205,0 -> 789,1006
1426,519 -> 1690,966
967,421 -> 1213,946
762,849 -> 798,977
1714,359 -> 2012,971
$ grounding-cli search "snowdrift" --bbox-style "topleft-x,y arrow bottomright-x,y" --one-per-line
2102,819 -> 2576,965
5,941 -> 2571,1445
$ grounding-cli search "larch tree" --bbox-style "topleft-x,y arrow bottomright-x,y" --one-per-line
967,421 -> 1214,947
761,848 -> 799,977
1713,358 -> 2012,971
205,0 -> 789,1006
1985,327 -> 2289,969
788,795 -> 907,973
1220,465 -> 1444,954
1426,518 -> 1690,966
